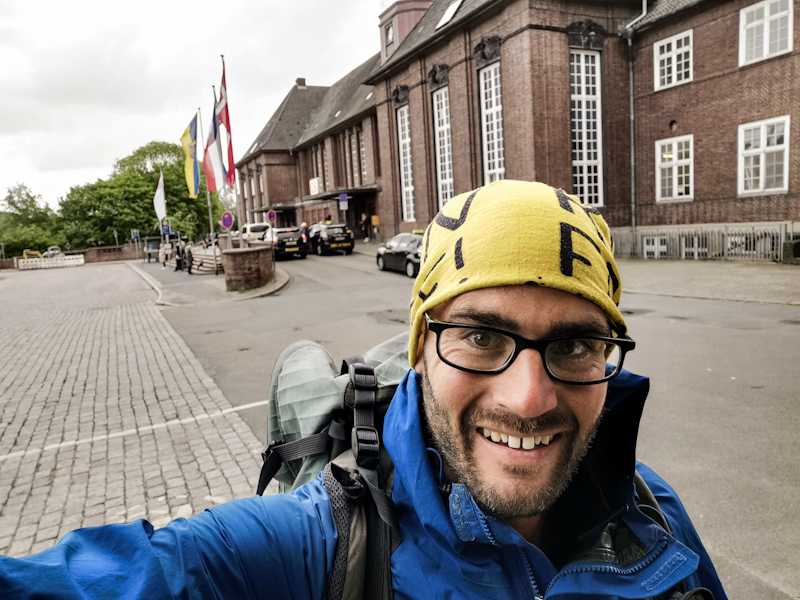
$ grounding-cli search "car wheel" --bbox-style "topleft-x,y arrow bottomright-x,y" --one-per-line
405,261 -> 417,278
345,248 -> 353,255
377,256 -> 385,271
316,243 -> 324,256
300,252 -> 307,259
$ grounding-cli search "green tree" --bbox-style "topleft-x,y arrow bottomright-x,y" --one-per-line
60,141 -> 223,248
0,184 -> 65,258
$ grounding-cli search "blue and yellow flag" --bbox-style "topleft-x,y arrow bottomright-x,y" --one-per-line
180,115 -> 200,198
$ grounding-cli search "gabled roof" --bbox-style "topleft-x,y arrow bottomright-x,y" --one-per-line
238,84 -> 328,165
626,0 -> 708,32
367,0 -> 498,81
296,53 -> 381,147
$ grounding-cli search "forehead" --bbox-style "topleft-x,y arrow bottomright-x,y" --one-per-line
433,284 -> 609,334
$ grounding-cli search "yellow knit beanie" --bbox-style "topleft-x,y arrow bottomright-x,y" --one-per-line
408,180 -> 626,366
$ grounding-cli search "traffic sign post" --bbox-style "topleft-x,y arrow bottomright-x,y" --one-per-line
267,210 -> 276,223
221,212 -> 234,230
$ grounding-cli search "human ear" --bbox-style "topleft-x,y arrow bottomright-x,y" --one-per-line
413,320 -> 427,375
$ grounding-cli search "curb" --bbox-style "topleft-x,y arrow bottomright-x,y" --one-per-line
127,262 -> 292,307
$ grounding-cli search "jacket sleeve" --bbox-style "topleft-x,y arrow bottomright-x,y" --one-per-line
636,462 -> 728,600
0,480 -> 337,600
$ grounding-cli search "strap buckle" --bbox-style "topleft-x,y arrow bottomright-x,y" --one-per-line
349,362 -> 377,391
351,425 -> 380,469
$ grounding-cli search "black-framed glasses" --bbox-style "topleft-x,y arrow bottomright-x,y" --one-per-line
425,314 -> 635,385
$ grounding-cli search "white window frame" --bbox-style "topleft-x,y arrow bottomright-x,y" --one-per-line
478,62 -> 505,184
737,115 -> 790,195
655,134 -> 694,202
359,129 -> 367,183
396,105 -> 415,222
654,29 -> 693,91
432,87 -> 454,210
350,130 -> 360,187
570,50 -> 604,206
739,0 -> 793,66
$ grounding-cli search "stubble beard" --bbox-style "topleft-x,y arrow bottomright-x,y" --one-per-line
420,354 -> 603,519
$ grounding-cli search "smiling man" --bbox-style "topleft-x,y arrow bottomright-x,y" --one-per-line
0,181 -> 726,599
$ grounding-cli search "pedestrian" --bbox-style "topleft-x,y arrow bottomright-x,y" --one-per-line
361,212 -> 370,243
185,245 -> 193,275
174,241 -> 183,272
158,243 -> 166,269
0,181 -> 727,599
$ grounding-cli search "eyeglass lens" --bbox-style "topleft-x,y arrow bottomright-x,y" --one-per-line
436,327 -> 622,383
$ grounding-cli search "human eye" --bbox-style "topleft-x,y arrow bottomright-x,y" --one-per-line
548,339 -> 603,359
461,328 -> 505,350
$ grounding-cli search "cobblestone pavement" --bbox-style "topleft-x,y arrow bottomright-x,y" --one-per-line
0,263 -> 272,558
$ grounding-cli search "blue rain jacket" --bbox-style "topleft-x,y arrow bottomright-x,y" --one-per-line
0,369 -> 727,599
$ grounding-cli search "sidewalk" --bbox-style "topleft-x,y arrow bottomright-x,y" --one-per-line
352,239 -> 800,306
129,260 -> 290,307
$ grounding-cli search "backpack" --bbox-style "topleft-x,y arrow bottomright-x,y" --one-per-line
256,332 -> 409,600
255,333 -> 714,600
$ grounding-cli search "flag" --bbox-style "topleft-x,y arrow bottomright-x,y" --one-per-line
180,114 -> 200,198
216,60 -> 236,188
153,170 -> 166,221
203,107 -> 225,193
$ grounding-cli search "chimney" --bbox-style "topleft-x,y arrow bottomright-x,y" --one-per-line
296,78 -> 307,89
379,1 -> 432,64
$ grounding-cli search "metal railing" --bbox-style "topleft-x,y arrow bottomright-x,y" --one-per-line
612,225 -> 791,261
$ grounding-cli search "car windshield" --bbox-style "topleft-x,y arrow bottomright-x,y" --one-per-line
326,227 -> 346,235
251,225 -> 269,233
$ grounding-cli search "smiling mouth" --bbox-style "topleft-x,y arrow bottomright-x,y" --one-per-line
481,428 -> 557,450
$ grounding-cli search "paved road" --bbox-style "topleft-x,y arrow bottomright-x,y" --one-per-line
2,252 -> 799,600
0,264 -> 271,558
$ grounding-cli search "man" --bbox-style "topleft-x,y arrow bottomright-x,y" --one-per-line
0,181 -> 726,599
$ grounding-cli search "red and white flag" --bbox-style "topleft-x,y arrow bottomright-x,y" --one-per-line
216,60 -> 236,189
203,109 -> 225,193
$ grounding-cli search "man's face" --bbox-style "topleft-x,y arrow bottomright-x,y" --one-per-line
414,285 -> 608,520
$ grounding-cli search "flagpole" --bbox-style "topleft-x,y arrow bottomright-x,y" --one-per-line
198,106 -> 220,277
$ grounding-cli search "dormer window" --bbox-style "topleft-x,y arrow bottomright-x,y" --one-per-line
385,23 -> 394,55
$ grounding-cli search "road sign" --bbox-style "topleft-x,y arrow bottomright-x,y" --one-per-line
338,193 -> 349,211
267,210 -> 276,223
65,243 -> 71,250
131,229 -> 139,240
221,212 -> 234,230
161,218 -> 170,235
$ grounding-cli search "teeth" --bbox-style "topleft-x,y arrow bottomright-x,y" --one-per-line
482,430 -> 555,451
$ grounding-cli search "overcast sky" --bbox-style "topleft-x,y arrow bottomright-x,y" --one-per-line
0,0 -> 383,208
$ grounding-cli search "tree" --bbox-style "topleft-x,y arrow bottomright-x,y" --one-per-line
60,141 -> 223,248
0,185 -> 65,257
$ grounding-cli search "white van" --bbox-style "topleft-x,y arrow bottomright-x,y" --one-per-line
240,223 -> 271,243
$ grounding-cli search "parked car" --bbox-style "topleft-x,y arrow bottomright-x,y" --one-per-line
376,233 -> 423,277
271,227 -> 308,259
241,223 -> 271,243
43,245 -> 62,259
308,223 -> 354,255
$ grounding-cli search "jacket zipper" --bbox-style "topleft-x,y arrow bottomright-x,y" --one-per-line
521,551 -> 543,600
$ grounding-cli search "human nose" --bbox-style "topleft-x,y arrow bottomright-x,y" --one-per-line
492,347 -> 558,418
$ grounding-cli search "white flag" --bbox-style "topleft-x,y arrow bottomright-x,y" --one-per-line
152,170 -> 166,221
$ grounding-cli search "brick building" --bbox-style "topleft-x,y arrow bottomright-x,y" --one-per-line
240,0 -> 799,259
236,80 -> 328,228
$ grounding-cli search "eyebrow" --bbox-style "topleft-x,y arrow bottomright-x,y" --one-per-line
443,309 -> 611,338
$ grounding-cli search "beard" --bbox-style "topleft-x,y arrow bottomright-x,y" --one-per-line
420,353 -> 603,519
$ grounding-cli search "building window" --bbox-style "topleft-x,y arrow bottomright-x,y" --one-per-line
250,176 -> 255,196
740,0 -> 792,66
259,172 -> 264,193
478,62 -> 504,184
656,134 -> 693,202
323,144 -> 330,190
432,87 -> 454,209
654,30 -> 692,91
570,50 -> 603,205
343,133 -> 353,188
385,23 -> 394,55
738,115 -> 790,194
359,129 -> 367,183
396,105 -> 415,221
351,130 -> 360,187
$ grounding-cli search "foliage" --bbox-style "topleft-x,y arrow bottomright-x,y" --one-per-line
0,184 -> 65,258
0,141 -> 226,257
60,141 -> 224,249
